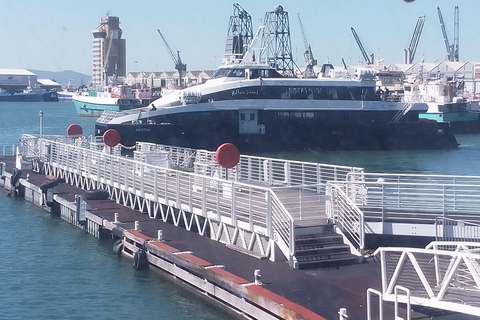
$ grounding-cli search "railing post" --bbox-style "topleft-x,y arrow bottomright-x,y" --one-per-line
367,288 -> 383,320
248,188 -> 253,231
231,181 -> 236,226
394,285 -> 411,320
176,173 -> 180,208
201,177 -> 206,217
299,188 -> 303,220
266,191 -> 272,237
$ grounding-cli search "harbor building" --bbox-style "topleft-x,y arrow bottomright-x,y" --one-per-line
91,15 -> 126,87
0,69 -> 37,92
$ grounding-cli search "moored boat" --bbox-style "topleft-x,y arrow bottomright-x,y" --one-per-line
0,84 -> 58,102
57,80 -> 77,102
72,84 -> 150,117
403,78 -> 480,133
94,63 -> 458,152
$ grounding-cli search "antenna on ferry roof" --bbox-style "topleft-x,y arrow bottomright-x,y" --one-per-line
242,26 -> 265,65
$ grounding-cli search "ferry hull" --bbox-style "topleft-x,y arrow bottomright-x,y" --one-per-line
95,110 -> 459,152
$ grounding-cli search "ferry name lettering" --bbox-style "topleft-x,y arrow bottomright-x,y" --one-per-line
232,89 -> 259,96
136,128 -> 151,132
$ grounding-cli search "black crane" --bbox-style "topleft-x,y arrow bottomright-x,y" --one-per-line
437,6 -> 459,62
404,16 -> 425,64
157,29 -> 187,87
351,27 -> 374,65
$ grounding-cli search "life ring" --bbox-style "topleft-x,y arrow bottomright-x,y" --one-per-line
113,239 -> 123,256
133,248 -> 148,270
84,189 -> 109,200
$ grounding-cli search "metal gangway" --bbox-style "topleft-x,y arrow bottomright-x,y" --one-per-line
15,134 -> 363,268
370,242 -> 480,318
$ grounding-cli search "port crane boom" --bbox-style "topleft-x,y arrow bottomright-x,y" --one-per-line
297,13 -> 317,78
404,16 -> 425,64
157,29 -> 187,87
351,27 -> 373,65
437,6 -> 459,62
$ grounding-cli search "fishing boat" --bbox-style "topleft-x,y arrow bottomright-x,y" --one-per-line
72,84 -> 148,117
0,83 -> 58,102
94,63 -> 458,152
403,78 -> 480,133
57,79 -> 77,102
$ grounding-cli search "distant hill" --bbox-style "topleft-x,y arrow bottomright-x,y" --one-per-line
28,69 -> 91,88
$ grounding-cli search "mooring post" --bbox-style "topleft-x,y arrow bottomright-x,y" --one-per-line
338,308 -> 348,319
134,220 -> 139,231
158,230 -> 163,241
254,269 -> 262,285
114,212 -> 119,223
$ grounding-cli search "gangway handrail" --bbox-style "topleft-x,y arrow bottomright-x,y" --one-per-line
331,179 -> 480,225
326,182 -> 365,254
435,217 -> 480,242
374,244 -> 480,316
18,134 -> 302,267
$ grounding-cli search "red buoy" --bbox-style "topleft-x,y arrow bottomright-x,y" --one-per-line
66,124 -> 83,138
215,143 -> 240,169
102,129 -> 121,147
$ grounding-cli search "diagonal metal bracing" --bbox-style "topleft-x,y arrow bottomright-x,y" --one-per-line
376,243 -> 480,315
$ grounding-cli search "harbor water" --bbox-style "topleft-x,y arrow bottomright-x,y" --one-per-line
1,101 -> 480,319
0,102 -> 230,320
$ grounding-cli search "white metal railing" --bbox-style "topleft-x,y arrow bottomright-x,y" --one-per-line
391,102 -> 414,123
238,154 -> 362,187
2,144 -> 17,156
21,135 -> 360,266
333,174 -> 480,224
374,242 -> 480,316
435,217 -> 480,242
326,183 -> 365,254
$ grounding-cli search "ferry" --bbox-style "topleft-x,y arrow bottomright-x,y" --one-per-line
94,62 -> 458,152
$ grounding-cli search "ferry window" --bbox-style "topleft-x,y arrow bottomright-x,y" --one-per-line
304,112 -> 314,118
328,89 -> 338,99
404,86 -> 411,92
230,69 -> 245,77
211,69 -> 231,79
250,113 -> 255,120
240,113 -> 245,120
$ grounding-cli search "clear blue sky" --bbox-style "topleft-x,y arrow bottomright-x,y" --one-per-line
0,0 -> 477,75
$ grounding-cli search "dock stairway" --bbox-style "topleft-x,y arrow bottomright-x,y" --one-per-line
294,223 -> 362,270
275,188 -> 363,269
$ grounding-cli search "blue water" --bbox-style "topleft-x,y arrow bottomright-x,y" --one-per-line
2,101 -> 480,319
0,102 -> 230,320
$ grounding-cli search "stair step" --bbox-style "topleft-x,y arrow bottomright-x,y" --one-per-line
295,244 -> 350,256
297,254 -> 362,270
295,234 -> 344,246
